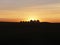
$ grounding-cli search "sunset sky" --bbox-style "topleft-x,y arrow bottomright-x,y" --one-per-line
0,0 -> 60,22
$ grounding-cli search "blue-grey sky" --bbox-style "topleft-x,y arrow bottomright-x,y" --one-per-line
0,0 -> 60,10
0,0 -> 60,22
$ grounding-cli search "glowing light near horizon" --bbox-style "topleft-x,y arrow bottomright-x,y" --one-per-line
27,16 -> 38,21
24,15 -> 42,21
19,12 -> 43,22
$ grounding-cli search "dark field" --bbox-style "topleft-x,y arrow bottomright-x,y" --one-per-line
0,22 -> 60,45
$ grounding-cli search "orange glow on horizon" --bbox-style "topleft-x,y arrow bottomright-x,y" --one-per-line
22,14 -> 42,22
26,16 -> 38,21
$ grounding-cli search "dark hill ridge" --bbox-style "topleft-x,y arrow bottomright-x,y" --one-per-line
0,22 -> 60,45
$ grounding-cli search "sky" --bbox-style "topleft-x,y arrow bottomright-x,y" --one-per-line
0,0 -> 60,22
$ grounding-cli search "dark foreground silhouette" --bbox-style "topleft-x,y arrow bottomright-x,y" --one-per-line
0,21 -> 60,45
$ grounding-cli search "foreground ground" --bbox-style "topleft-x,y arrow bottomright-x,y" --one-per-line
0,22 -> 60,45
